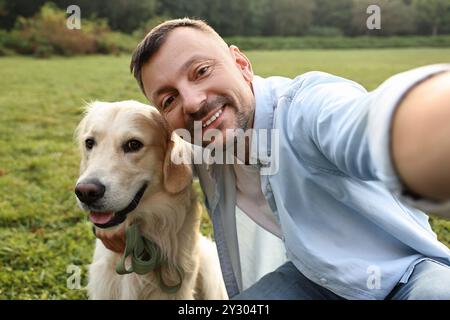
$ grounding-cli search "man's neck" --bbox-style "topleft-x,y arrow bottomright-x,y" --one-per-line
235,108 -> 255,165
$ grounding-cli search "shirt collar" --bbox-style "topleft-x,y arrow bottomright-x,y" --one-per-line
249,75 -> 275,168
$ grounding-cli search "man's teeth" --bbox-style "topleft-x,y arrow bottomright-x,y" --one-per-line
202,108 -> 223,128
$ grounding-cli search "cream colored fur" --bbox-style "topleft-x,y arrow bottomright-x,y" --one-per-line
75,100 -> 227,300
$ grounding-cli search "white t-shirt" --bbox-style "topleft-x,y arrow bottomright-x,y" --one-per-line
234,163 -> 282,238
233,163 -> 287,290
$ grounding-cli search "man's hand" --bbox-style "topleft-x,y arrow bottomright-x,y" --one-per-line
392,71 -> 450,210
94,226 -> 126,253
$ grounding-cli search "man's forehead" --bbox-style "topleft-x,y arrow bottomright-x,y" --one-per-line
152,29 -> 224,66
164,27 -> 222,50
141,28 -> 227,99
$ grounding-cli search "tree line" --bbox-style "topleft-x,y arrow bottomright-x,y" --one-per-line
1,0 -> 450,36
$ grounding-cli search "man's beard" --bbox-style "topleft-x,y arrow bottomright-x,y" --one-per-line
186,95 -> 229,133
186,95 -> 253,144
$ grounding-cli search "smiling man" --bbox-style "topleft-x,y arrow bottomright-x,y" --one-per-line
97,18 -> 450,300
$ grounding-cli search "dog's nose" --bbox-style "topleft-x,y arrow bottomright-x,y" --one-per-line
75,181 -> 105,205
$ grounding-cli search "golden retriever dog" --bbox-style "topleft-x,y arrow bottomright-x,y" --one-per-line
74,100 -> 227,300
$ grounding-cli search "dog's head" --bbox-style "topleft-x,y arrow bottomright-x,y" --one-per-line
74,100 -> 192,229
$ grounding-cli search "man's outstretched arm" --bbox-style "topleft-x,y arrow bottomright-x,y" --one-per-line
287,64 -> 450,219
392,71 -> 450,204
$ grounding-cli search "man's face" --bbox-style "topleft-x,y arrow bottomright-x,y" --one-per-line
140,27 -> 255,147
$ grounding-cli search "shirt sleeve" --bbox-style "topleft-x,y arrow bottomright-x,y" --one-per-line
290,64 -> 450,213
367,64 -> 450,214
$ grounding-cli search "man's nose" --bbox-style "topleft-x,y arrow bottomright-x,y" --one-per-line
181,87 -> 207,115
75,180 -> 105,205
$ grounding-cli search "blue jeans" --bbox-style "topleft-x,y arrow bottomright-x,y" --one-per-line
232,260 -> 450,300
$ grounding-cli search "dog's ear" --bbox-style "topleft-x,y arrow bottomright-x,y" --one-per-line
163,133 -> 193,194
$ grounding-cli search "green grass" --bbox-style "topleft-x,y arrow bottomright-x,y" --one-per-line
1,48 -> 450,299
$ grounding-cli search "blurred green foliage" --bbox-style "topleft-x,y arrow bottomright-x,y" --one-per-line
1,0 -> 450,36
1,3 -> 450,57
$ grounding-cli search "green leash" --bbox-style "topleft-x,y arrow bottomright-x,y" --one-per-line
115,223 -> 184,294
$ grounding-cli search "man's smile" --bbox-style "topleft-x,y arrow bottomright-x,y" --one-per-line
202,105 -> 225,128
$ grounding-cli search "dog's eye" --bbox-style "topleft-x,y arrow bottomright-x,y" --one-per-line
123,139 -> 143,153
85,138 -> 95,150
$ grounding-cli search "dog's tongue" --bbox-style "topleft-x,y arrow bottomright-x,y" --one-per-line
89,211 -> 114,224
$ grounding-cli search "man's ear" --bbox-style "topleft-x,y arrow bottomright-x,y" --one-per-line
230,45 -> 253,83
163,133 -> 193,194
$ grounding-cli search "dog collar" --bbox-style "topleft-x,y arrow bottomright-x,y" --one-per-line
115,224 -> 184,294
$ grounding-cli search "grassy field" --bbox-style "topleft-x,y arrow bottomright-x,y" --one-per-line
1,48 -> 450,299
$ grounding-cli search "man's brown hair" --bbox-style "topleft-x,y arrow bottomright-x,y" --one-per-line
130,18 -> 226,95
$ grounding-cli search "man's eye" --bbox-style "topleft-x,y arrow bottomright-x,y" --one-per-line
197,66 -> 210,77
123,139 -> 143,153
162,96 -> 175,109
85,138 -> 95,150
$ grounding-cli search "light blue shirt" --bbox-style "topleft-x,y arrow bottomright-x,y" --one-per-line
195,64 -> 450,300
